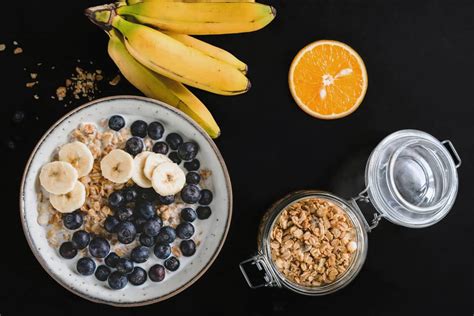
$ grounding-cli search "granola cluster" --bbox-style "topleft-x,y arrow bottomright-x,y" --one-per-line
270,198 -> 358,287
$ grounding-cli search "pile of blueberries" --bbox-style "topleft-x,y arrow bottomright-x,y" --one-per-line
56,115 -> 214,290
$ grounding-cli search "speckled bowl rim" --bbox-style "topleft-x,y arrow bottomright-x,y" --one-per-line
19,95 -> 233,307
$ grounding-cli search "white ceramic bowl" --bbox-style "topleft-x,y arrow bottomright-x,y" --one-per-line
20,96 -> 232,306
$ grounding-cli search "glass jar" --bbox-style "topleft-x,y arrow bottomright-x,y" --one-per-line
240,130 -> 461,295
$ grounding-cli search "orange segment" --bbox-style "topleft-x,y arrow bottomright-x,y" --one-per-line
289,40 -> 368,119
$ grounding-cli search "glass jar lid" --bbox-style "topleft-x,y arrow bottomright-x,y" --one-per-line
365,130 -> 460,228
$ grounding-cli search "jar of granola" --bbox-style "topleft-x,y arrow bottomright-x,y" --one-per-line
240,130 -> 461,295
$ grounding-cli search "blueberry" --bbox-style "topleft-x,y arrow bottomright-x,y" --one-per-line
148,121 -> 164,140
77,257 -> 96,276
131,246 -> 150,263
71,230 -> 90,249
95,265 -> 111,281
108,115 -> 125,131
89,237 -> 110,258
104,216 -> 120,233
138,188 -> 158,202
152,141 -> 169,154
153,243 -> 171,259
133,217 -> 147,234
143,218 -> 162,237
199,189 -> 213,205
166,133 -> 183,150
164,257 -> 180,272
105,252 -> 120,268
116,258 -> 134,274
63,211 -> 83,230
181,208 -> 197,222
157,194 -> 175,205
116,207 -> 134,221
128,267 -> 147,286
123,187 -> 138,202
156,226 -> 176,244
149,264 -> 166,282
125,136 -> 144,156
108,191 -> 124,208
184,159 -> 200,171
186,172 -> 201,185
139,233 -> 156,247
176,222 -> 195,239
116,221 -> 137,244
180,239 -> 196,257
197,206 -> 212,220
131,120 -> 148,138
108,271 -> 128,290
59,241 -> 77,259
136,201 -> 155,220
181,184 -> 201,204
177,142 -> 199,161
168,152 -> 181,164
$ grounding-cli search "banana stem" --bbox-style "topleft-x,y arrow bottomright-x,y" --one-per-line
84,4 -> 117,31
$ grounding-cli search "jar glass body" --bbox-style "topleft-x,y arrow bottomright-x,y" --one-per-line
251,190 -> 368,295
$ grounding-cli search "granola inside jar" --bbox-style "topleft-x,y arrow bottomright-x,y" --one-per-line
269,197 -> 358,287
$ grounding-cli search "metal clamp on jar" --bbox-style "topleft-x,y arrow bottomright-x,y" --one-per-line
240,130 -> 461,295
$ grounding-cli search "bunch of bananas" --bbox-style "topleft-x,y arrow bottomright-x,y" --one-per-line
85,0 -> 276,138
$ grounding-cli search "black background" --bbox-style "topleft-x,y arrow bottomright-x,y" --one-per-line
1,0 -> 473,315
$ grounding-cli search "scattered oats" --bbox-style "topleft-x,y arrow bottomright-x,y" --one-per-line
13,47 -> 23,54
0,44 -> 5,52
96,69 -> 102,74
33,94 -> 39,100
56,86 -> 67,101
26,82 -> 37,88
51,66 -> 55,69
13,41 -> 18,45
51,96 -> 56,99
109,74 -> 121,86
30,73 -> 38,79
37,62 -> 42,66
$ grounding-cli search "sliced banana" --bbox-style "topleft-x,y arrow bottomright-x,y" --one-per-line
152,162 -> 185,196
132,151 -> 154,188
39,161 -> 78,195
144,153 -> 172,180
49,181 -> 86,213
58,141 -> 94,177
100,149 -> 134,184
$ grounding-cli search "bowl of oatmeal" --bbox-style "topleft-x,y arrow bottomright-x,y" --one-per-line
20,96 -> 232,306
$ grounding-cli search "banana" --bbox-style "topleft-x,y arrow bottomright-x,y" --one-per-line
58,141 -> 94,178
163,32 -> 247,74
100,149 -> 134,184
112,16 -> 250,95
107,29 -> 221,138
127,0 -> 254,4
49,181 -> 86,213
144,153 -> 171,180
151,162 -> 185,196
117,2 -> 276,35
40,161 -> 78,195
132,151 -> 154,188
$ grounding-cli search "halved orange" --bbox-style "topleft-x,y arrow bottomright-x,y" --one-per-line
289,40 -> 368,119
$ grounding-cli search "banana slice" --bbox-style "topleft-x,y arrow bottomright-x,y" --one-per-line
100,149 -> 134,184
152,162 -> 185,196
132,151 -> 154,188
58,141 -> 94,177
49,181 -> 86,213
144,153 -> 172,180
40,161 -> 78,195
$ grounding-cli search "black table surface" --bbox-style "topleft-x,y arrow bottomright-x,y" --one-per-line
1,0 -> 473,315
